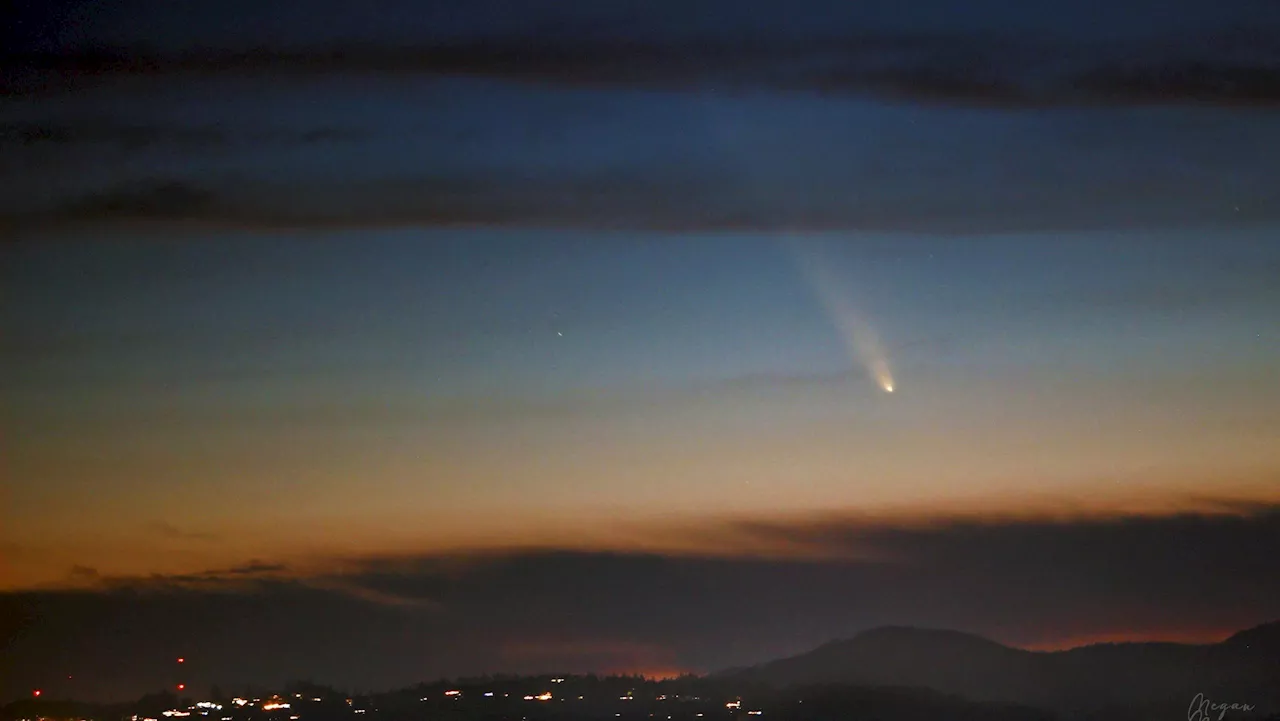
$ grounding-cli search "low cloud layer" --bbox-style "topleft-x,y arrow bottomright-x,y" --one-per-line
5,505 -> 1277,702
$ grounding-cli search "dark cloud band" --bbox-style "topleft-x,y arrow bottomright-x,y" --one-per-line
5,35 -> 1280,106
4,505 -> 1277,700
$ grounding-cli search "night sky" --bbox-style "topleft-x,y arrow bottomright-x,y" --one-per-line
3,0 -> 1280,703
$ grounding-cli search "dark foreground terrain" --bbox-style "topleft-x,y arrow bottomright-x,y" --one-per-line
6,621 -> 1277,721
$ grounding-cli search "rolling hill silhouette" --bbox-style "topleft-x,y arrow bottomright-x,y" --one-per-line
725,621 -> 1280,717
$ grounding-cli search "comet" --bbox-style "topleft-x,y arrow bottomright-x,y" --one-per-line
790,241 -> 897,394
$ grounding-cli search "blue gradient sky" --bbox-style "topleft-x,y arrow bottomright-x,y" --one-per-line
7,231 -> 1280,587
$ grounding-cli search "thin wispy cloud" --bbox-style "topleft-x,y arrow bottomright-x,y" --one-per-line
150,521 -> 219,542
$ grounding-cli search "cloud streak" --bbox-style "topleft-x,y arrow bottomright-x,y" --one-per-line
0,120 -> 364,150
5,33 -> 1280,107
6,170 -> 1278,237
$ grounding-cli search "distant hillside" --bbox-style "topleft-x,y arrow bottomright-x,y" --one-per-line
724,622 -> 1280,717
1224,621 -> 1280,653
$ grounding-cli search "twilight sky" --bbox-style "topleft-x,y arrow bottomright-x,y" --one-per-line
3,0 -> 1280,703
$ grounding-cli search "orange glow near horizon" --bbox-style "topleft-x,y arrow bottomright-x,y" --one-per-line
5,477 -> 1280,592
1014,627 -> 1241,651
6,306 -> 1280,593
635,669 -> 690,681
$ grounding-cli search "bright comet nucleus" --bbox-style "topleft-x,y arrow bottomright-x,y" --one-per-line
791,241 -> 897,395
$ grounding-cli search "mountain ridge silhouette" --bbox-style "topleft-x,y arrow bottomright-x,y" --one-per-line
723,621 -> 1280,716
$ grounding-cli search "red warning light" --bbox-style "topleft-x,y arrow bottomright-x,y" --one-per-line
33,690 -> 43,698
177,658 -> 185,664
177,684 -> 186,691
